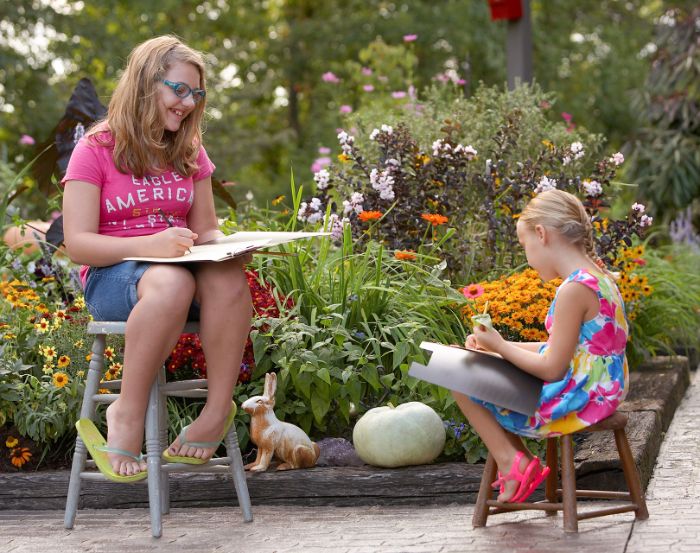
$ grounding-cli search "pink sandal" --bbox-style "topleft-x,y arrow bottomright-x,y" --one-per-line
491,452 -> 550,503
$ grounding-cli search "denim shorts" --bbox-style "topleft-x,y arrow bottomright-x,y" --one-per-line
84,261 -> 200,322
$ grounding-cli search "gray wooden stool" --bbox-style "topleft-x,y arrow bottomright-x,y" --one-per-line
64,321 -> 253,538
472,411 -> 648,532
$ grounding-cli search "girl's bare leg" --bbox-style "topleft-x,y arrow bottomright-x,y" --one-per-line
106,265 -> 196,476
167,259 -> 252,460
452,391 -> 532,501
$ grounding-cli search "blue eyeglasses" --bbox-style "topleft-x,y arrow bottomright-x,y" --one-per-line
161,80 -> 206,103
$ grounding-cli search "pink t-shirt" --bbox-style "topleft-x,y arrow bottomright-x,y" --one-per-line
62,131 -> 216,285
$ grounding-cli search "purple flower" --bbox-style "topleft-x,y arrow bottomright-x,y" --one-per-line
362,84 -> 374,92
19,134 -> 35,145
310,157 -> 331,174
361,67 -> 373,76
318,146 -> 331,155
391,91 -> 407,99
322,72 -> 341,84
339,104 -> 353,114
403,34 -> 418,42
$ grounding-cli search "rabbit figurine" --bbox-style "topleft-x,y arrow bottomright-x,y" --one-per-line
241,372 -> 320,471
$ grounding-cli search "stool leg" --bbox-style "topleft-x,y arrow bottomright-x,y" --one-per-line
472,453 -> 498,527
225,424 -> 253,522
560,435 -> 578,533
614,428 -> 649,520
65,335 -> 106,529
145,379 -> 163,538
545,437 -> 559,516
157,368 -> 171,515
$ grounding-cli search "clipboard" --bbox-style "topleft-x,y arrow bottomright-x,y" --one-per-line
408,342 -> 544,416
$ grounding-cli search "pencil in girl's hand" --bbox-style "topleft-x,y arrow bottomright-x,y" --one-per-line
158,208 -> 174,227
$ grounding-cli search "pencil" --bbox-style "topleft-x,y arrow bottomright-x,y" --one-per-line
158,208 -> 174,228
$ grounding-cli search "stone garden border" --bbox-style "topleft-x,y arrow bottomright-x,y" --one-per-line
0,356 -> 691,510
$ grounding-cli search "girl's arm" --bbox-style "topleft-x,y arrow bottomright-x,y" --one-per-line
508,341 -> 546,352
187,176 -> 223,244
465,334 -> 544,352
473,282 -> 597,382
62,180 -> 197,265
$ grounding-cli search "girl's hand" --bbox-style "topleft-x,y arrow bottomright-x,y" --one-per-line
150,227 -> 198,257
473,325 -> 505,353
465,334 -> 479,350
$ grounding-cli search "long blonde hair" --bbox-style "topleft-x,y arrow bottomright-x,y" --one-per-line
520,189 -> 610,274
87,35 -> 207,178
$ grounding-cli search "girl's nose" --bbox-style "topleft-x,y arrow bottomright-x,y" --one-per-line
182,94 -> 196,108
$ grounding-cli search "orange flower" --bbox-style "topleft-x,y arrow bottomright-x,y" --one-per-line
10,447 -> 32,468
104,346 -> 115,360
358,210 -> 382,222
394,250 -> 417,261
52,372 -> 69,388
421,213 -> 448,226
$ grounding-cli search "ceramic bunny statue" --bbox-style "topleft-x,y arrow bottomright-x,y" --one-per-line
241,372 -> 320,471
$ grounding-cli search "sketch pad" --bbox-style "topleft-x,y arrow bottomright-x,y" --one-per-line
408,342 -> 544,416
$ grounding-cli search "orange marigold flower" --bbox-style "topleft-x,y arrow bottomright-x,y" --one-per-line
421,213 -> 448,226
394,250 -> 417,261
358,210 -> 382,222
10,447 -> 32,468
104,346 -> 115,360
57,355 -> 70,368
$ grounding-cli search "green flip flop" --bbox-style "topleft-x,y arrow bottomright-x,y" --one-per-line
162,401 -> 237,465
75,419 -> 147,483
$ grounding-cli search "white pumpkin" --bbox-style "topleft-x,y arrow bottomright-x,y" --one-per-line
352,402 -> 446,468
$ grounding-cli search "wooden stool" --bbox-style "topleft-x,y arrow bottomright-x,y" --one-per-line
64,321 -> 253,538
472,411 -> 649,532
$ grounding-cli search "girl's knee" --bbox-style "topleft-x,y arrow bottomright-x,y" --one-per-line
139,265 -> 196,306
197,263 -> 251,305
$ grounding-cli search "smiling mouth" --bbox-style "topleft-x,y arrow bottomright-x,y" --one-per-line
171,109 -> 185,118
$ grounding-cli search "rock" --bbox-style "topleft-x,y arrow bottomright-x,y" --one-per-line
315,438 -> 365,467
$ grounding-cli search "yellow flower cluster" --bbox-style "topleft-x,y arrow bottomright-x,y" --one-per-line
615,246 -> 653,321
461,269 -> 561,342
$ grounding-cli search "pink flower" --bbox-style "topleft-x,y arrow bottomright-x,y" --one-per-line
587,322 -> 627,356
577,382 -> 621,424
461,284 -> 484,299
391,91 -> 407,99
318,146 -> 331,155
561,112 -> 573,123
19,134 -> 35,145
362,84 -> 374,92
403,34 -> 418,42
339,105 -> 353,114
456,78 -> 466,85
310,157 -> 331,174
361,67 -> 373,76
632,258 -> 647,266
322,72 -> 341,84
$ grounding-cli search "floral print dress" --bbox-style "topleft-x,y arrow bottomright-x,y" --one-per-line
477,268 -> 629,438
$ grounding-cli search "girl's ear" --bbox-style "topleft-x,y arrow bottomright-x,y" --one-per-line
534,224 -> 547,244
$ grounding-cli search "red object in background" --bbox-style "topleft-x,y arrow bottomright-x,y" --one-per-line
487,0 -> 522,21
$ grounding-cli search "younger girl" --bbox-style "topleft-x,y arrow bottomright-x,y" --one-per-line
455,189 -> 628,503
62,36 -> 253,479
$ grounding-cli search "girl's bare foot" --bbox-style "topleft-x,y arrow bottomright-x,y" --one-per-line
496,451 -> 532,502
166,404 -> 231,461
105,402 -> 147,476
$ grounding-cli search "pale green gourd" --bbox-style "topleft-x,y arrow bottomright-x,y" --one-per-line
352,402 -> 446,468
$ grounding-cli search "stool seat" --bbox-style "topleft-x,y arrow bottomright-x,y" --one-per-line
472,411 -> 649,533
64,321 -> 253,538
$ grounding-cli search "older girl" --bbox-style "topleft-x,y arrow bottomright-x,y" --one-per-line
63,36 -> 252,480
